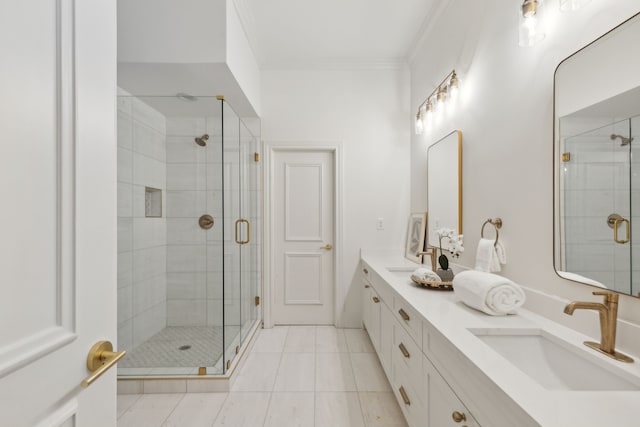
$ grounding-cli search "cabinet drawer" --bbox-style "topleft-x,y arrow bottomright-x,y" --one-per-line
393,296 -> 422,347
393,321 -> 421,379
392,352 -> 426,427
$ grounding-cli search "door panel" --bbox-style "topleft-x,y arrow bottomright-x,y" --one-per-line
285,164 -> 323,240
273,150 -> 335,325
0,0 -> 117,425
284,252 -> 323,304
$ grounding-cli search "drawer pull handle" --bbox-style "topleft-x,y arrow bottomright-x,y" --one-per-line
372,296 -> 380,303
452,411 -> 467,423
398,308 -> 410,321
398,386 -> 411,405
364,284 -> 370,288
398,342 -> 410,358
363,268 -> 369,274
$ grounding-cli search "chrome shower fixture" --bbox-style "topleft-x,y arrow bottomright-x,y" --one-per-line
611,134 -> 633,146
195,134 -> 209,147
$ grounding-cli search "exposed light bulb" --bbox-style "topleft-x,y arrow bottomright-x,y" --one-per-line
449,73 -> 459,100
415,112 -> 424,135
559,0 -> 590,11
519,0 -> 545,47
436,87 -> 447,112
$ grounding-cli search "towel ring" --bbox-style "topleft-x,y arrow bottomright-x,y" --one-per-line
481,218 -> 503,247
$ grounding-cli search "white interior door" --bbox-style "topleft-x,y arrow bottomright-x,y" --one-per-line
272,149 -> 335,325
0,1 -> 117,426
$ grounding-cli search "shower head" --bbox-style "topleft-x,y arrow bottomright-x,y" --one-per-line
195,134 -> 209,147
610,134 -> 633,146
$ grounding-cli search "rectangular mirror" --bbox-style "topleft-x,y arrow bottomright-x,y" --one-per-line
427,130 -> 462,250
554,12 -> 640,297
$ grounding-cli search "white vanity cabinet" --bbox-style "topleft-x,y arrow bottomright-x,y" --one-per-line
361,266 -> 381,352
360,260 -> 482,427
424,354 -> 480,427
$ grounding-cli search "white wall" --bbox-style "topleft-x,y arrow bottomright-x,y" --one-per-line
117,92 -> 168,351
410,1 -> 640,353
262,67 -> 411,327
117,0 -> 262,117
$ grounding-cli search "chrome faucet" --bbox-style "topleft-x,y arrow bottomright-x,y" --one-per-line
563,291 -> 633,363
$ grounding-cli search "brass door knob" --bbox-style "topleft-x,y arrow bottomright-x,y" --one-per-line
81,341 -> 126,388
452,411 -> 467,423
199,214 -> 214,230
321,244 -> 333,250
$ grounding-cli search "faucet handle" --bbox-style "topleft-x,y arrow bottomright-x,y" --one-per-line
593,291 -> 618,303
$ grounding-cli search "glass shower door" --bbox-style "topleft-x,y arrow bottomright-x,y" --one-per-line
561,119 -> 632,293
631,115 -> 640,296
239,120 -> 260,345
222,100 -> 242,372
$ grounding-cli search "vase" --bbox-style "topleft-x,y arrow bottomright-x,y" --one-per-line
436,268 -> 454,282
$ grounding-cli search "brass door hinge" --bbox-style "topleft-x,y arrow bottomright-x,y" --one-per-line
255,296 -> 260,306
562,152 -> 571,162
254,152 -> 260,162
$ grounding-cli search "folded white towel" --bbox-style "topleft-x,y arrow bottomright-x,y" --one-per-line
474,239 -> 506,273
453,270 -> 526,316
411,267 -> 441,283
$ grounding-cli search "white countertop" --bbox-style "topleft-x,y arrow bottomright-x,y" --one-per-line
361,251 -> 640,427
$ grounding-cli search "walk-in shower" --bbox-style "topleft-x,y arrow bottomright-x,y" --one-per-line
116,92 -> 261,377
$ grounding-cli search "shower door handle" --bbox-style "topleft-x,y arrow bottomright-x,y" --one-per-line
613,217 -> 630,244
235,219 -> 250,245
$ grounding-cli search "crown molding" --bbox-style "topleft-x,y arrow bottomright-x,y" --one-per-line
260,59 -> 408,71
231,0 -> 265,64
406,0 -> 452,65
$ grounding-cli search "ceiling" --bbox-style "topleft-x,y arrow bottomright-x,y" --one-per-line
236,0 -> 442,67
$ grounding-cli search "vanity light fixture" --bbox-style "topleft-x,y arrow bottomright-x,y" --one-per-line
559,0 -> 590,12
414,69 -> 460,135
518,0 -> 545,47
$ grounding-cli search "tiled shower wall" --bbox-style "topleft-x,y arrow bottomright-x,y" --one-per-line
165,117 -> 227,327
117,91 -> 167,351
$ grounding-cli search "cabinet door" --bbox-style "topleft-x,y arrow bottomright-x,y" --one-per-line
362,278 -> 372,330
379,301 -> 393,376
425,356 -> 480,427
368,288 -> 381,352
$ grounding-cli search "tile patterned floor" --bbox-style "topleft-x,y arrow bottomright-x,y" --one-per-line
117,326 -> 408,427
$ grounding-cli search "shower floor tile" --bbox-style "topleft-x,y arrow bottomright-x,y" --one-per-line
119,325 -> 239,373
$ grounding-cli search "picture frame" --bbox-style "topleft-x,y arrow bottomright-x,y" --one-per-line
405,212 -> 428,264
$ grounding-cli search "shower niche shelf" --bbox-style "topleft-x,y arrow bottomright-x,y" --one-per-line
145,187 -> 162,218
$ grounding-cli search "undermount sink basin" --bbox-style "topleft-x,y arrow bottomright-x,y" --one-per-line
469,328 -> 640,391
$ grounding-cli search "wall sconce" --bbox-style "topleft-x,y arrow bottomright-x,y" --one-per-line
518,0 -> 545,47
415,69 -> 459,135
559,0 -> 590,12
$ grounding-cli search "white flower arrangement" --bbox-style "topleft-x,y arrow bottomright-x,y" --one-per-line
435,228 -> 464,270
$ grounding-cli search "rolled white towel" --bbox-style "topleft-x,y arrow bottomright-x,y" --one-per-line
411,267 -> 441,283
453,270 -> 526,316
